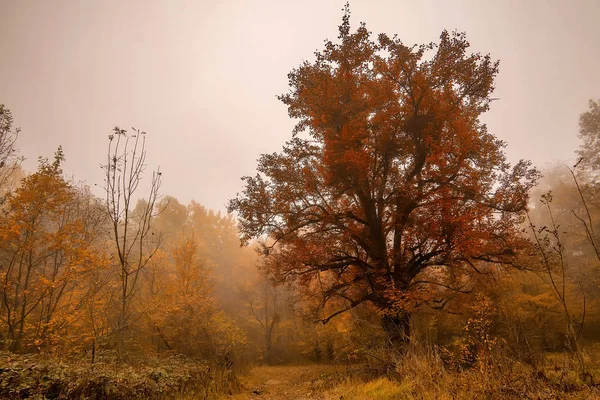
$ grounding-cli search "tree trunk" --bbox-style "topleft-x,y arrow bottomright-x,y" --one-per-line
382,312 -> 410,352
264,331 -> 273,364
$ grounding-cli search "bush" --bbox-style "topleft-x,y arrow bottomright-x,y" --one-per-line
0,352 -> 239,399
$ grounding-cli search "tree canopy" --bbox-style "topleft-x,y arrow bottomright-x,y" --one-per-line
229,10 -> 539,343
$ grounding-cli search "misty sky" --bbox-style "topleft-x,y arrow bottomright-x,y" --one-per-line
1,0 -> 599,212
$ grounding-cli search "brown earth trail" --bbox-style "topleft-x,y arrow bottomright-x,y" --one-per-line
222,364 -> 345,400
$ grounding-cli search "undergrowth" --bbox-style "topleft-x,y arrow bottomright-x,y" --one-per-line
0,351 -> 239,399
323,348 -> 600,399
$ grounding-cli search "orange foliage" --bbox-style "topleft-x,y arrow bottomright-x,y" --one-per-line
229,11 -> 539,343
0,149 -> 107,352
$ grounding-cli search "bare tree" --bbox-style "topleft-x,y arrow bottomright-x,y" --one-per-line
527,193 -> 589,381
102,127 -> 162,359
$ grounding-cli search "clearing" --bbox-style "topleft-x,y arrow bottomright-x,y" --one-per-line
222,364 -> 346,400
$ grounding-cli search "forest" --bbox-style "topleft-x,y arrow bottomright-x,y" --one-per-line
1,5 -> 600,400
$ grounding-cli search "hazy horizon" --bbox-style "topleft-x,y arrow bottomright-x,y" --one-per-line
2,0 -> 599,211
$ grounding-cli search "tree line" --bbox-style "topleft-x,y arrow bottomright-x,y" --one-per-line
1,8 -> 600,388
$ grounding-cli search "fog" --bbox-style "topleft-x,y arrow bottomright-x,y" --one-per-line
4,2 -> 600,398
1,0 -> 599,211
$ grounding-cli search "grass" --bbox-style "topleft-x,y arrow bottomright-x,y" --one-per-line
208,350 -> 600,399
325,377 -> 413,400
321,348 -> 600,400
6,348 -> 598,399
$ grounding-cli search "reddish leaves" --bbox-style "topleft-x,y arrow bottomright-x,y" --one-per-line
229,14 -> 539,327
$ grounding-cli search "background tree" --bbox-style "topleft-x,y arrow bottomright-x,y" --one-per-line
573,100 -> 600,261
0,104 -> 23,203
229,9 -> 539,348
240,275 -> 282,364
577,99 -> 600,179
0,149 -> 105,351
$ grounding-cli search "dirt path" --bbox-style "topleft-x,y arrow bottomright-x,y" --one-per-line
224,364 -> 344,400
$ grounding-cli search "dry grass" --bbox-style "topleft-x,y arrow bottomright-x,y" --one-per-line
210,347 -> 600,399
322,348 -> 600,400
324,377 -> 413,400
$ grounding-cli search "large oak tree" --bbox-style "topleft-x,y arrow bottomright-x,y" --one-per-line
229,10 -> 538,345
